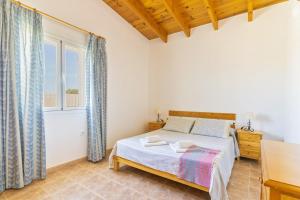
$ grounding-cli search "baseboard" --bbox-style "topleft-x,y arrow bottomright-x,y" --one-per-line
47,157 -> 87,173
46,148 -> 113,174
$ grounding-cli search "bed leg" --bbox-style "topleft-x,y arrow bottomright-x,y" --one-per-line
114,158 -> 120,171
236,156 -> 240,161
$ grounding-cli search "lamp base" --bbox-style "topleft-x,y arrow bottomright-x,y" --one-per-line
241,126 -> 254,132
156,113 -> 160,122
241,120 -> 254,132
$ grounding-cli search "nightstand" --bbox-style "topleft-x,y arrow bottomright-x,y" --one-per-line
237,129 -> 263,160
148,121 -> 165,132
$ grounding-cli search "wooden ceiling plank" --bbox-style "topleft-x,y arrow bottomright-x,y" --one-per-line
104,0 -> 287,41
122,0 -> 168,42
202,0 -> 218,30
162,0 -> 190,37
248,0 -> 254,22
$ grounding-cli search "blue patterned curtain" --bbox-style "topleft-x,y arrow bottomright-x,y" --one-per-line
86,34 -> 107,162
0,0 -> 46,191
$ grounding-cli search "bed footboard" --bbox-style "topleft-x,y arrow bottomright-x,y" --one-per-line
113,156 -> 209,192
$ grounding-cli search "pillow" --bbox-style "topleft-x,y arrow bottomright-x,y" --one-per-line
162,117 -> 195,133
190,118 -> 231,138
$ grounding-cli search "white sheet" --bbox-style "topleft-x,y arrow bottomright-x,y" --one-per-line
109,129 -> 239,200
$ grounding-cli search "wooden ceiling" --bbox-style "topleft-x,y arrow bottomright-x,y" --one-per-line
103,0 -> 287,42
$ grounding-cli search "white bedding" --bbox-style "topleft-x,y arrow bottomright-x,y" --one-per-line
109,129 -> 239,200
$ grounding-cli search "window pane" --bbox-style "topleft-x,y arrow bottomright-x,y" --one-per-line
64,46 -> 84,107
44,42 -> 58,107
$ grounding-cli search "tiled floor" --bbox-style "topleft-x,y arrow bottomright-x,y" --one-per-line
0,158 -> 261,200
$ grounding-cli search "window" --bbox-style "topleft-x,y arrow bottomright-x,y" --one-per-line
44,40 -> 59,107
64,45 -> 85,107
43,36 -> 85,110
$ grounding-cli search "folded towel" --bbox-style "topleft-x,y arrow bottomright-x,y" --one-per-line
140,138 -> 168,147
170,142 -> 198,153
174,140 -> 195,149
170,143 -> 189,153
144,135 -> 162,143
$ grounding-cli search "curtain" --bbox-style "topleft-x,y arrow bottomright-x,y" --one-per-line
86,34 -> 107,162
0,0 -> 46,191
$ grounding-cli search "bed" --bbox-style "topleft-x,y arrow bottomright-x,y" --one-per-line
109,110 -> 240,200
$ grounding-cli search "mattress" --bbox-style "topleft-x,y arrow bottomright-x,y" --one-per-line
110,129 -> 239,200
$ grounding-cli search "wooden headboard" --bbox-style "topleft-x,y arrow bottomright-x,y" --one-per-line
169,110 -> 236,121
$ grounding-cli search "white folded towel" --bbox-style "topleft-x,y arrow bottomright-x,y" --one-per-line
144,135 -> 162,143
174,140 -> 195,149
170,141 -> 198,153
140,138 -> 167,147
169,143 -> 187,153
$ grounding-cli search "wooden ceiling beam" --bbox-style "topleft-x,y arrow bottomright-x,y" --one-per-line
122,0 -> 168,42
248,0 -> 254,22
202,0 -> 218,30
162,0 -> 190,37
104,0 -> 286,41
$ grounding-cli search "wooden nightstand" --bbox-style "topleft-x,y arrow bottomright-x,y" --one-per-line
148,121 -> 165,132
237,129 -> 263,160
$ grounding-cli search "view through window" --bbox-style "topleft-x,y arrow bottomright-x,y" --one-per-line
44,40 -> 59,107
64,46 -> 85,107
44,37 -> 85,109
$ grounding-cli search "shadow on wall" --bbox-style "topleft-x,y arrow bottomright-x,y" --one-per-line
236,113 -> 283,141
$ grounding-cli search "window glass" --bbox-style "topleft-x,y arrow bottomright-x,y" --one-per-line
44,41 -> 58,107
64,46 -> 85,107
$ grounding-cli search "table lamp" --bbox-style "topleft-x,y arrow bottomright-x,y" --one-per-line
242,112 -> 255,132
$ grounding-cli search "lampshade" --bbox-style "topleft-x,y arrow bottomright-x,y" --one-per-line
245,112 -> 255,121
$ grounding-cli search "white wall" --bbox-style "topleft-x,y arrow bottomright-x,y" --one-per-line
18,0 -> 300,168
22,0 -> 150,168
44,110 -> 87,168
284,2 -> 300,144
149,3 -> 291,140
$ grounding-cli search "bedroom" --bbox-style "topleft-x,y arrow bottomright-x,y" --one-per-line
0,0 -> 299,199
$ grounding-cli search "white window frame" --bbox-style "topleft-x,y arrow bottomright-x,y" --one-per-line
43,34 -> 86,111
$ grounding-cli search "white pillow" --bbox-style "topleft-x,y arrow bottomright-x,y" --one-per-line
190,118 -> 231,138
163,117 -> 195,133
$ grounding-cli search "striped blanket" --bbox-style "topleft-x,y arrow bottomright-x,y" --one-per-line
178,146 -> 220,188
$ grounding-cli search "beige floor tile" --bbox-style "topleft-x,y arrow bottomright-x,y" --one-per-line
6,187 -> 48,200
0,193 -> 7,200
82,175 -> 110,192
54,184 -> 103,200
184,188 -> 210,200
40,176 -> 75,195
1,158 -> 261,200
4,182 -> 43,200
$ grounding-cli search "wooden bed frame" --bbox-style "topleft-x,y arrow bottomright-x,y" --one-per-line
113,110 -> 236,193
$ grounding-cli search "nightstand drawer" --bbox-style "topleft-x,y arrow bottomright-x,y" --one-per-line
239,141 -> 260,152
149,124 -> 162,130
240,149 -> 260,159
238,133 -> 261,142
148,121 -> 165,132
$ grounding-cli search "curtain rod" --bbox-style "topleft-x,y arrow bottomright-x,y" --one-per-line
11,0 -> 105,40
